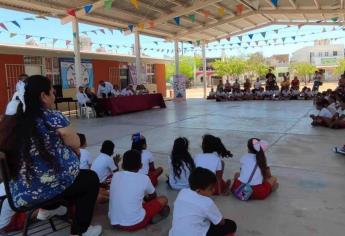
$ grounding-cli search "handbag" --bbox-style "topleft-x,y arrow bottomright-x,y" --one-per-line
234,164 -> 258,201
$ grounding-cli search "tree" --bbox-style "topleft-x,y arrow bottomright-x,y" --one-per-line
246,53 -> 269,77
165,55 -> 202,81
212,57 -> 247,79
290,63 -> 316,85
335,59 -> 345,75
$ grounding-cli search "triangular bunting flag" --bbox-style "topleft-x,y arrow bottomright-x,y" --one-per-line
298,24 -> 303,29
67,9 -> 76,17
149,21 -> 155,28
0,23 -> 8,31
282,37 -> 285,42
118,28 -> 123,33
271,0 -> 279,7
226,36 -> 231,41
203,10 -> 209,20
248,34 -> 254,40
174,17 -> 180,25
10,33 -> 17,38
82,31 -> 88,35
238,36 -> 242,41
137,22 -> 144,30
238,43 -> 241,46
39,37 -> 45,41
322,28 -> 326,33
36,15 -> 48,20
265,40 -> 268,44
332,26 -> 336,31
11,21 -> 20,28
261,32 -> 266,38
255,41 -> 259,46
108,45 -> 112,48
73,32 -> 77,38
130,0 -> 139,9
316,20 -> 322,23
291,36 -> 296,40
188,41 -> 193,45
104,0 -> 113,10
188,14 -> 196,23
154,41 -> 158,45
235,4 -> 244,14
25,35 -> 32,39
331,17 -> 338,22
274,29 -> 278,34
99,29 -> 105,34
108,28 -> 113,34
128,24 -> 134,32
24,17 -> 35,21
273,38 -> 277,43
66,40 -> 71,46
53,39 -> 58,44
84,4 -> 93,14
218,7 -> 225,17
91,30 -> 97,35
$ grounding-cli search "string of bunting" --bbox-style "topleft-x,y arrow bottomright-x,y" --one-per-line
0,15 -> 50,31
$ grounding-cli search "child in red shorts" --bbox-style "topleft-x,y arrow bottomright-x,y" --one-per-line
131,134 -> 163,186
109,150 -> 169,231
231,138 -> 278,200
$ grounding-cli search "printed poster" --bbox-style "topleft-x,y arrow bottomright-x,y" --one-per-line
60,58 -> 94,89
128,64 -> 148,85
173,74 -> 186,101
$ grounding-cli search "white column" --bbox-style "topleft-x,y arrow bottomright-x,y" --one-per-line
202,43 -> 207,99
174,40 -> 179,75
72,18 -> 82,89
134,31 -> 141,84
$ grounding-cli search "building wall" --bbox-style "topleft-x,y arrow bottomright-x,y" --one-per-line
92,59 -> 122,88
0,54 -> 24,113
155,64 -> 166,97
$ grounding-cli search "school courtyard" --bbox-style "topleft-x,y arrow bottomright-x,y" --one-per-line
22,98 -> 344,236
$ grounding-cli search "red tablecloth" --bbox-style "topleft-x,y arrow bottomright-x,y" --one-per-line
99,94 -> 166,115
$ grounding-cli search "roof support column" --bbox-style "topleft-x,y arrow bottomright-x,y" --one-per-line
202,43 -> 207,99
72,17 -> 82,89
135,30 -> 142,84
174,39 -> 180,75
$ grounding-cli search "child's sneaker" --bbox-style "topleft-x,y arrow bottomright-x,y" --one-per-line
151,206 -> 170,224
83,225 -> 102,236
333,146 -> 345,155
36,206 -> 67,221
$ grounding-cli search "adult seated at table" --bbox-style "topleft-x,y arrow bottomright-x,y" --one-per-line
224,80 -> 232,93
97,80 -> 113,98
85,87 -> 104,117
136,84 -> 149,95
121,85 -> 135,96
111,85 -> 121,97
77,86 -> 103,118
232,79 -> 241,93
291,76 -> 300,91
1,75 -> 102,236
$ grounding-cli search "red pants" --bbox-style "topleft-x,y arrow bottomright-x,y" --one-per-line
0,212 -> 26,233
115,198 -> 164,232
148,169 -> 162,187
214,179 -> 228,195
231,179 -> 272,200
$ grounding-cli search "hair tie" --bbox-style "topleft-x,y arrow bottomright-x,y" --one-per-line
252,139 -> 269,152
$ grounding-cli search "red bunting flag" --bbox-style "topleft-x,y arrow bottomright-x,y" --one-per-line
66,40 -> 71,46
203,10 -> 209,21
149,21 -> 155,28
235,4 -> 244,14
67,9 -> 76,17
0,23 -> 8,31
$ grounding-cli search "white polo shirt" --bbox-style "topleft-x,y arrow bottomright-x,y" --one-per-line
138,150 -> 154,175
194,153 -> 222,174
169,188 -> 223,236
238,153 -> 263,186
91,153 -> 118,183
79,148 -> 93,170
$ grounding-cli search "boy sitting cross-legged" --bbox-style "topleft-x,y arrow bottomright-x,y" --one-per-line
109,149 -> 170,231
169,167 -> 237,236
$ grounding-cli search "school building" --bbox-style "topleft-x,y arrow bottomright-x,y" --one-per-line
0,44 -> 169,114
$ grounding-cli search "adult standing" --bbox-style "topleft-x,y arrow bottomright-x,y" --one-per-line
265,69 -> 276,81
2,75 -> 101,236
312,71 -> 322,92
291,76 -> 300,91
280,75 -> 290,92
97,80 -> 113,98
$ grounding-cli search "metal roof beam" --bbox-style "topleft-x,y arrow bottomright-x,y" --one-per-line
313,0 -> 320,9
263,0 -> 277,9
288,0 -> 297,9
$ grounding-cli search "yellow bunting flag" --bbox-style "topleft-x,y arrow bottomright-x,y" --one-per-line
218,7 -> 225,17
130,0 -> 139,9
137,22 -> 144,30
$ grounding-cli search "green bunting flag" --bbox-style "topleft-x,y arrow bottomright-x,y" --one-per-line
188,14 -> 196,23
104,0 -> 113,10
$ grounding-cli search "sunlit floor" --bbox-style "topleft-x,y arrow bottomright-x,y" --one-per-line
19,99 -> 345,236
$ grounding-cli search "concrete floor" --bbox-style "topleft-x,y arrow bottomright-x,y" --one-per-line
28,99 -> 345,236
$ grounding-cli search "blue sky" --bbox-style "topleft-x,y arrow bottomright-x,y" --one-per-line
0,7 -> 344,58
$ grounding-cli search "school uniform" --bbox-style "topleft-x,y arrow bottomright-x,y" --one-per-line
328,103 -> 337,116
91,153 -> 118,185
79,148 -> 93,170
169,188 -> 236,236
194,153 -> 227,195
168,160 -> 191,190
139,150 -> 161,186
318,108 -> 333,119
231,153 -> 272,200
109,171 -> 164,231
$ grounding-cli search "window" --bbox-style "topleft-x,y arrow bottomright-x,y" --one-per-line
24,56 -> 42,65
318,52 -> 322,57
333,51 -> 338,56
45,57 -> 61,86
324,52 -> 329,57
146,64 -> 156,83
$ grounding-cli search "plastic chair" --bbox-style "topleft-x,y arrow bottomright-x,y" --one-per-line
0,152 -> 68,236
79,104 -> 95,119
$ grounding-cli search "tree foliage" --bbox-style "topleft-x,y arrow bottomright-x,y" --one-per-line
165,56 -> 202,81
335,58 -> 345,75
212,57 -> 247,78
246,53 -> 269,76
290,63 -> 316,77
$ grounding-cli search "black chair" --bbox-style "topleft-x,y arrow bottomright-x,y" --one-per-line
0,152 -> 68,236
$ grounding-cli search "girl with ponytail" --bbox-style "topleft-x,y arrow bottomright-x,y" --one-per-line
231,138 -> 278,200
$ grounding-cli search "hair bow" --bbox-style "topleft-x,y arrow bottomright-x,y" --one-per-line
252,139 -> 269,152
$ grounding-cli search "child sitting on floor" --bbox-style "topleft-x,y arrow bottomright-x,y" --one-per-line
231,138 -> 278,200
131,134 -> 163,186
207,88 -> 216,99
310,99 -> 333,127
194,135 -> 233,195
78,133 -> 93,170
169,167 -> 237,236
109,150 -> 170,231
168,137 -> 195,190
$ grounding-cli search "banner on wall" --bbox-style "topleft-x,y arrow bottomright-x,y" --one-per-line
173,74 -> 186,101
128,64 -> 148,85
59,58 -> 94,89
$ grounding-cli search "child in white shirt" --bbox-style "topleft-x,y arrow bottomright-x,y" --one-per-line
231,138 -> 278,200
194,135 -> 233,195
131,134 -> 163,186
78,133 -> 93,170
109,150 -> 169,231
168,137 -> 195,190
310,99 -> 334,127
169,167 -> 237,236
